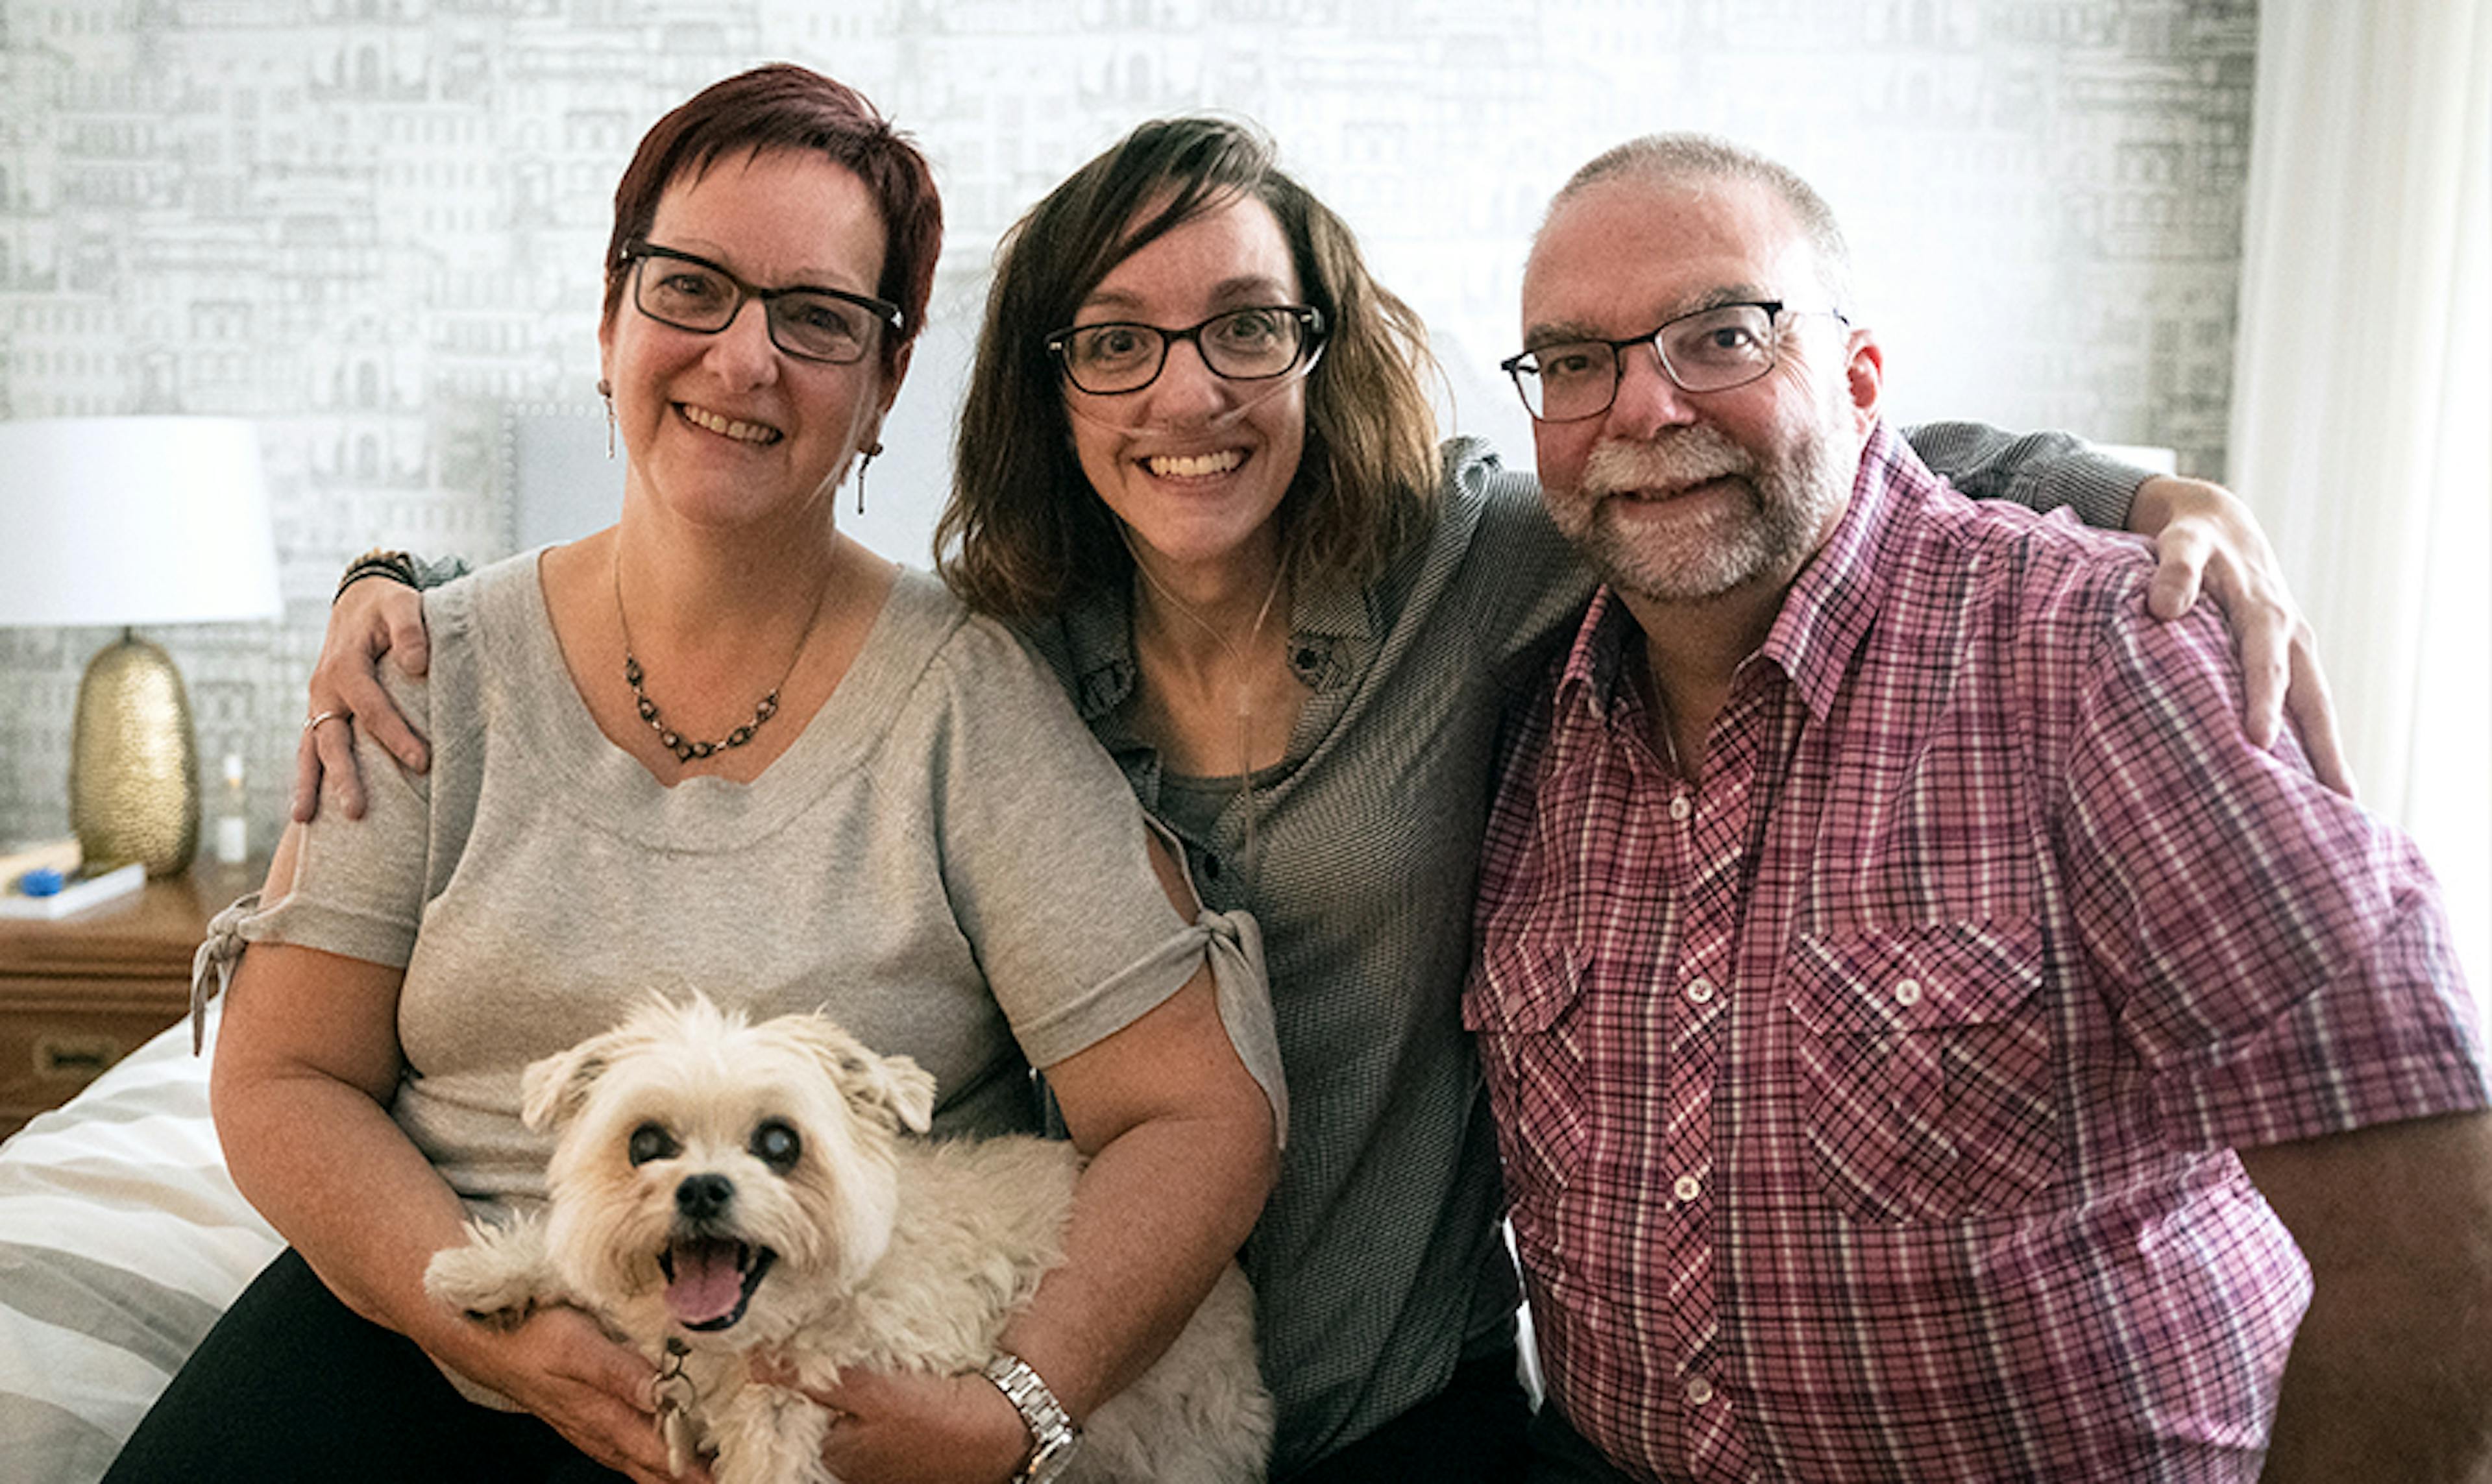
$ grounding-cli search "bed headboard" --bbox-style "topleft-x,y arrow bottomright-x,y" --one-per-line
502,403 -> 623,553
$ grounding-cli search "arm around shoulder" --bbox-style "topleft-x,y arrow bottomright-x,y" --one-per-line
296,552 -> 459,822
1899,420 -> 2143,528
2122,473 -> 2349,790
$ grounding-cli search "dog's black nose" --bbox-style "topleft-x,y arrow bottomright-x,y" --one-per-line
675,1173 -> 734,1222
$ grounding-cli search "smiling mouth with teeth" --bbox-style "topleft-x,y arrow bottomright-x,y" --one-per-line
657,1237 -> 779,1331
1627,476 -> 1736,502
1143,448 -> 1244,479
678,404 -> 783,446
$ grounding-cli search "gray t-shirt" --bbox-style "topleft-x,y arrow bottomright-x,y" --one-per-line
237,553 -> 1283,1205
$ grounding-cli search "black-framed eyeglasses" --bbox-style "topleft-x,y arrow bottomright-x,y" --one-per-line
621,239 -> 902,367
1047,305 -> 1327,396
1500,300 -> 1847,422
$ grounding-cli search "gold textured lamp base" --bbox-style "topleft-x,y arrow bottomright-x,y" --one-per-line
69,631 -> 201,878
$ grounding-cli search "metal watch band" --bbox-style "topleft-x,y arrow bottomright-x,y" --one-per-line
981,1352 -> 1082,1483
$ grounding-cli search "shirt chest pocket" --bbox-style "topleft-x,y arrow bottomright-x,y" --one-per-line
1783,919 -> 2060,1224
1463,938 -> 1591,1232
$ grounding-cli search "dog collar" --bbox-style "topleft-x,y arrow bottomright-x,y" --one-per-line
983,1352 -> 1082,1483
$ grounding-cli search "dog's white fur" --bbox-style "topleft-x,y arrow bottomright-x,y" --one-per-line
424,993 -> 1272,1483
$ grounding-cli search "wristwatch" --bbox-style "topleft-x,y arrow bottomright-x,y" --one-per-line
333,547 -> 421,603
332,548 -> 472,603
981,1352 -> 1082,1483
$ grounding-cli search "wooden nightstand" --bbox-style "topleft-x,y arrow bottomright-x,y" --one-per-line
0,860 -> 263,1136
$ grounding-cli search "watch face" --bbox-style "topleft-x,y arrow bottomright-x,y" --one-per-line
1026,1428 -> 1081,1484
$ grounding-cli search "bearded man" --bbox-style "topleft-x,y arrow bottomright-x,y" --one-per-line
1468,134 -> 2492,1484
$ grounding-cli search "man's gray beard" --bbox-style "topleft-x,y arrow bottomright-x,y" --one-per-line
1561,420 -> 1850,605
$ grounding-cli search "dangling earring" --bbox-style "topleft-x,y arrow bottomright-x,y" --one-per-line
855,441 -> 881,515
598,378 -> 616,459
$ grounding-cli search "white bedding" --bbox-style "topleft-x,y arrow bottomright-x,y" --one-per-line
0,1008 -> 278,1484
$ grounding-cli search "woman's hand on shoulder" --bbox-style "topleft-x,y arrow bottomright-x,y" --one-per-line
2128,473 -> 2352,796
294,576 -> 434,823
447,1304 -> 704,1484
748,1359 -> 1031,1484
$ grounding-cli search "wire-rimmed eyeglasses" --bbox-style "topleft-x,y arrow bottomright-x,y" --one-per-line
1500,300 -> 1847,422
1047,305 -> 1327,396
621,240 -> 902,367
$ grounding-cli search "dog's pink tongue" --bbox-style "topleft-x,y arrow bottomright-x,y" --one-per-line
663,1240 -> 746,1326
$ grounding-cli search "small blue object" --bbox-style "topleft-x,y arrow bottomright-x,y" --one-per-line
17,868 -> 66,897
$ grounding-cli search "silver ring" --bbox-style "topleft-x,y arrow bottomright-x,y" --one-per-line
303,709 -> 344,735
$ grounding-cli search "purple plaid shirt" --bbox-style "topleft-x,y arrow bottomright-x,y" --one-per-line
1467,423 -> 2486,1483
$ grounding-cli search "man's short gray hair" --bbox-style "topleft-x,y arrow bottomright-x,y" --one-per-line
1548,133 -> 1854,312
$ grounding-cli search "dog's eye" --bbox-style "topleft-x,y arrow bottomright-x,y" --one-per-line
627,1123 -> 680,1166
750,1119 -> 802,1173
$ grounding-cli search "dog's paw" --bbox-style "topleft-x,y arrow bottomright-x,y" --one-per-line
422,1214 -> 559,1324
423,1245 -> 538,1325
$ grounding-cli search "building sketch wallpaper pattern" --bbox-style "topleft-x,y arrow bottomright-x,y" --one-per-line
0,0 -> 2257,850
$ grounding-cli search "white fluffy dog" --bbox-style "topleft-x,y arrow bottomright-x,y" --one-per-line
423,993 -> 1272,1483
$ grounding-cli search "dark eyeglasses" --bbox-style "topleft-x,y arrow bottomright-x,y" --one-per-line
1047,305 -> 1327,396
1500,300 -> 1847,422
620,240 -> 901,366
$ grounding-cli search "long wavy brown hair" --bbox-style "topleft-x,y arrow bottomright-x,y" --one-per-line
936,117 -> 1442,620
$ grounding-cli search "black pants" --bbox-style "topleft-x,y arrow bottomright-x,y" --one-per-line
103,1248 -> 624,1484
116,1249 -> 1532,1483
1523,1396 -> 1641,1484
1284,1346 -> 1534,1483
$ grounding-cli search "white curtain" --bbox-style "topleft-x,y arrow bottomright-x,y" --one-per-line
2229,0 -> 2492,1008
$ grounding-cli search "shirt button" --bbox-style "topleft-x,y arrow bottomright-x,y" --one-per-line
1894,978 -> 1922,1006
1686,977 -> 1715,1004
1668,794 -> 1692,822
1672,1174 -> 1703,1204
1686,1375 -> 1716,1406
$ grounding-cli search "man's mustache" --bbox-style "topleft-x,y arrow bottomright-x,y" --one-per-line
1582,428 -> 1756,497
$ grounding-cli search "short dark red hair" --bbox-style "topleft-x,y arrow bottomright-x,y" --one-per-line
604,64 -> 941,376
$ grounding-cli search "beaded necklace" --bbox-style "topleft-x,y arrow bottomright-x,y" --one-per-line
615,546 -> 832,764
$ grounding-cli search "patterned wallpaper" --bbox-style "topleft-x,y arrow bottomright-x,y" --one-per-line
0,0 -> 2258,851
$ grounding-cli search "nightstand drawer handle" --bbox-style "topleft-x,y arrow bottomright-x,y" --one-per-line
36,1034 -> 121,1081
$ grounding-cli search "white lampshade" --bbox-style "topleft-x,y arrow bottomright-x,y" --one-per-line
0,416 -> 282,877
0,417 -> 282,628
